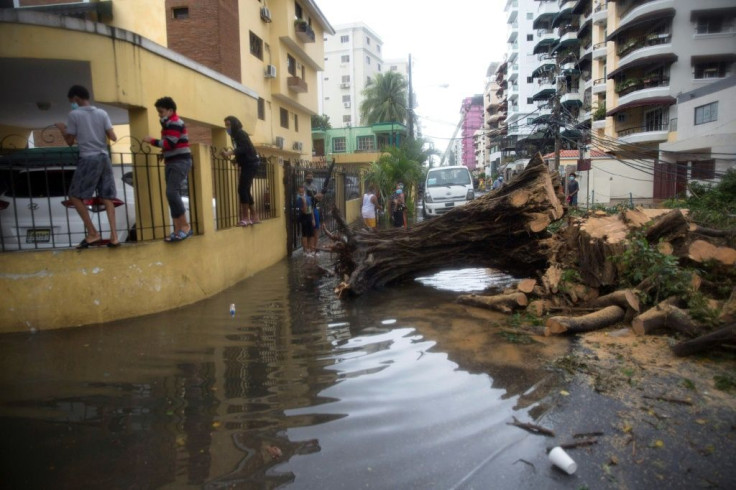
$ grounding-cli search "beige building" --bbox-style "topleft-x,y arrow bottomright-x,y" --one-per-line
0,1 -> 336,332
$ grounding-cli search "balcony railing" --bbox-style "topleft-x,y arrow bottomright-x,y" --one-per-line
615,76 -> 670,96
618,121 -> 668,137
287,76 -> 308,93
617,32 -> 671,58
294,20 -> 316,43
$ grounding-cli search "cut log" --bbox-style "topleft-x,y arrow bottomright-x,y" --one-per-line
542,265 -> 563,295
584,289 -> 640,313
672,324 -> 736,357
457,292 -> 528,314
687,240 -> 736,266
517,278 -> 537,294
689,223 -> 736,238
330,153 -> 565,296
631,303 -> 700,337
545,305 -> 625,335
644,209 -> 690,244
527,299 -> 555,317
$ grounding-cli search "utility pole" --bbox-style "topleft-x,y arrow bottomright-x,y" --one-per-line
407,53 -> 414,140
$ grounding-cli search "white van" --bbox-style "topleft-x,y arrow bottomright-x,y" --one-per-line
422,165 -> 475,218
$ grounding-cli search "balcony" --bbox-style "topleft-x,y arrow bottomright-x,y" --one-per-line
608,52 -> 677,81
561,91 -> 583,108
533,32 -> 558,54
618,121 -> 669,144
618,0 -> 674,29
294,20 -> 315,43
617,76 -> 671,106
592,77 -> 607,94
593,1 -> 607,24
287,76 -> 308,93
533,1 -> 558,29
533,81 -> 556,101
592,41 -> 607,59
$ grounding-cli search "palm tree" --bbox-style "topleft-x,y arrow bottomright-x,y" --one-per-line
364,146 -> 424,225
360,72 -> 408,125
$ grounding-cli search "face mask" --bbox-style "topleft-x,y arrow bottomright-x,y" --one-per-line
306,179 -> 313,184
396,189 -> 403,195
569,176 -> 575,181
70,102 -> 79,110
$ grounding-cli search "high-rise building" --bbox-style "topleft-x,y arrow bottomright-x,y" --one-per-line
320,23 -> 384,128
460,95 -> 485,171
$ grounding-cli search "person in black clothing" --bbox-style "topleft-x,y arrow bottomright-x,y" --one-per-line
222,116 -> 261,226
567,172 -> 579,207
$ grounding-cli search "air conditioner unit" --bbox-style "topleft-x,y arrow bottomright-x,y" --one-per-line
340,83 -> 351,88
275,136 -> 284,149
344,102 -> 351,108
293,142 -> 303,151
265,64 -> 277,78
260,7 -> 272,22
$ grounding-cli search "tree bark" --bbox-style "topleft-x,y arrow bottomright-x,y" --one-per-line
545,305 -> 625,335
672,324 -> 736,356
457,292 -> 528,314
631,303 -> 700,337
331,153 -> 565,297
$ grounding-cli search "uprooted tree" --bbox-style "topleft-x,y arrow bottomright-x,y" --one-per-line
325,153 -> 736,357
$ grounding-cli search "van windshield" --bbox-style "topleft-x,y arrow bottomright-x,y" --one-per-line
426,168 -> 471,187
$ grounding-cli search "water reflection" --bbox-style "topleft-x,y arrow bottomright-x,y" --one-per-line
0,258 -> 567,489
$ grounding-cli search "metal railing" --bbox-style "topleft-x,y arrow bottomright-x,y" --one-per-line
618,121 -> 668,137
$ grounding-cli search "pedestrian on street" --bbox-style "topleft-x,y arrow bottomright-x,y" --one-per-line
55,84 -> 121,249
143,97 -> 193,242
296,183 -> 315,256
567,172 -> 579,207
221,115 -> 261,226
304,172 -> 322,253
361,184 -> 382,230
390,182 -> 407,228
492,175 -> 504,190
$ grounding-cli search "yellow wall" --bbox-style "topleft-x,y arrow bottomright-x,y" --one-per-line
111,0 -> 168,47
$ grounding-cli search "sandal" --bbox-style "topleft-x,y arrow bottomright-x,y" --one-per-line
107,241 -> 121,248
76,238 -> 101,249
165,228 -> 193,243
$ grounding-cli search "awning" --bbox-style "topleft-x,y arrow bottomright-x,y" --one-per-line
531,62 -> 555,78
531,114 -> 553,125
532,13 -> 556,30
607,8 -> 675,41
608,53 -> 678,79
606,96 -> 676,117
691,54 -> 736,64
571,0 -> 587,15
533,37 -> 558,55
690,7 -> 736,21
552,8 -> 574,28
532,87 -> 556,101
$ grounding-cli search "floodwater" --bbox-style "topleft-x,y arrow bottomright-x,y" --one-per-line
0,253 -> 572,489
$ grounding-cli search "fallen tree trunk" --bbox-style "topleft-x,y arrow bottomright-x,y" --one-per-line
672,323 -> 736,357
331,153 -> 565,297
457,292 -> 528,313
584,289 -> 640,313
545,305 -> 625,335
631,302 -> 700,337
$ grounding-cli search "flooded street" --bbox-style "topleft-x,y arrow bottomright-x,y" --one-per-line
0,253 -> 574,489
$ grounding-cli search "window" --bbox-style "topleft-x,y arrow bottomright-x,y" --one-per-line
378,64 -> 381,72
527,34 -> 533,41
341,55 -> 350,63
694,61 -> 728,79
526,77 -> 533,83
526,97 -> 533,104
280,108 -> 289,129
250,32 -> 263,60
694,102 -> 718,125
172,7 -> 189,19
342,95 -> 351,103
333,137 -> 347,152
527,118 -> 534,125
294,114 -> 299,132
343,115 -> 351,124
366,76 -> 372,84
366,37 -> 371,45
258,98 -> 265,120
357,136 -> 375,151
691,160 -> 715,180
366,56 -> 371,64
341,75 -> 350,83
287,54 -> 296,76
341,35 -> 349,43
390,65 -> 398,71
295,2 -> 303,20
696,16 -> 723,34
526,12 -> 533,19
377,45 -> 381,53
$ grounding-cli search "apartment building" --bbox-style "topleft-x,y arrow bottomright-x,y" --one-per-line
504,0 -> 544,153
482,61 -> 503,176
460,95 -> 484,171
320,22 -> 384,128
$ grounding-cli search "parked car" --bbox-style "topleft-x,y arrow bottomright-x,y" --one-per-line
0,147 -> 136,251
422,165 -> 475,218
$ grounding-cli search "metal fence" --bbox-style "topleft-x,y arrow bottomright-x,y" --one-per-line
0,140 -> 277,252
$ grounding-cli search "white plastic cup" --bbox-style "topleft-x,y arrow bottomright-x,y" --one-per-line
548,446 -> 577,475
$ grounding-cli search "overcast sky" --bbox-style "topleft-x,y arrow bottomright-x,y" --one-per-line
314,0 -> 508,155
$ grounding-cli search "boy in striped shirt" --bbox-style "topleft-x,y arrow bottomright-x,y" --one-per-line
143,97 -> 192,242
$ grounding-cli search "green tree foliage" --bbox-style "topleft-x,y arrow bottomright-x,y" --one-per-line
360,72 -> 408,125
364,146 -> 424,220
663,169 -> 736,229
311,114 -> 332,131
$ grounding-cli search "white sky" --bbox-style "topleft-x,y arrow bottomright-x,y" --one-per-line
314,0 -> 508,156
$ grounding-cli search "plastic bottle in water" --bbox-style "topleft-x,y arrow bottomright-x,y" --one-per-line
229,303 -> 236,317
